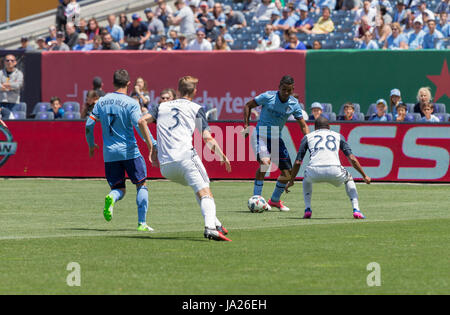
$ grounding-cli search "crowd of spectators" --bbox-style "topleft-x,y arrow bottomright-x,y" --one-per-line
12,0 -> 450,52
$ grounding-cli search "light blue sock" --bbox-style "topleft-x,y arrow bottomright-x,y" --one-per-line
136,185 -> 148,224
270,181 -> 286,203
109,189 -> 124,202
253,180 -> 264,196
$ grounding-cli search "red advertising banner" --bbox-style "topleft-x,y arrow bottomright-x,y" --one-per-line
41,51 -> 306,120
1,121 -> 449,182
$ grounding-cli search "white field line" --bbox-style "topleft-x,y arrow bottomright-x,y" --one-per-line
0,216 -> 448,241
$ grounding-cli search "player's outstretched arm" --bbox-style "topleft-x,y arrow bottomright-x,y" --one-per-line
297,117 -> 310,135
242,99 -> 259,138
138,113 -> 156,163
347,154 -> 371,184
202,129 -> 231,173
285,160 -> 301,193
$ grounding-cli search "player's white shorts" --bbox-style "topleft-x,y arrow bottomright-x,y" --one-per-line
303,165 -> 352,187
160,150 -> 210,193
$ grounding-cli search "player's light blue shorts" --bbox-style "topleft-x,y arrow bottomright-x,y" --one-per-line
104,156 -> 147,189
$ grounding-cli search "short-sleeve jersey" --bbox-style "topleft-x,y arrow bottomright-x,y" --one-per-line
90,92 -> 142,162
255,91 -> 304,138
150,98 -> 209,165
296,129 -> 352,166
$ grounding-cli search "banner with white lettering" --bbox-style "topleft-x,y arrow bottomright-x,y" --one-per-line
1,121 -> 449,182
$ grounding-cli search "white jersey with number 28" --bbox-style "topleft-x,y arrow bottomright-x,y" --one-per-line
305,129 -> 343,166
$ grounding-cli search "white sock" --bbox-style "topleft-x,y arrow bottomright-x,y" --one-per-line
200,196 -> 217,230
303,179 -> 312,209
345,180 -> 360,210
196,195 -> 221,227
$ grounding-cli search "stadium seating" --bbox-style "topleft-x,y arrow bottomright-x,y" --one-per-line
321,103 -> 333,113
63,102 -> 81,113
328,112 -> 336,122
11,102 -> 27,112
35,111 -> 54,120
436,113 -> 449,122
12,111 -> 26,119
407,113 -> 422,122
434,103 -> 447,114
63,111 -> 81,120
33,102 -> 51,113
366,103 -> 377,117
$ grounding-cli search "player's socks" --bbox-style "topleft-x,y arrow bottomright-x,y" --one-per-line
196,195 -> 223,229
200,195 -> 217,230
345,180 -> 360,210
303,180 -> 313,209
270,181 -> 286,203
253,180 -> 264,196
109,189 -> 124,202
136,185 -> 149,225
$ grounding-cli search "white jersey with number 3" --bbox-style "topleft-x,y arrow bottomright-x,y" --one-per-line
305,129 -> 343,166
151,98 -> 208,165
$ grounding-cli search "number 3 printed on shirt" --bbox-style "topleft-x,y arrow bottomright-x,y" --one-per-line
169,108 -> 181,130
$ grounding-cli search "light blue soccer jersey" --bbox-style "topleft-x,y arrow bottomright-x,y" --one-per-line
254,91 -> 304,138
86,92 -> 144,162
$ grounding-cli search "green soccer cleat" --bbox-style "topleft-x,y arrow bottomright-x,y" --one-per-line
103,195 -> 114,222
137,223 -> 154,232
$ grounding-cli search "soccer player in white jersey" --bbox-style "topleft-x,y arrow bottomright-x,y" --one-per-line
85,69 -> 157,231
286,116 -> 371,219
138,76 -> 232,241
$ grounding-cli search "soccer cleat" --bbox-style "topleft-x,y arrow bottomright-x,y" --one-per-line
353,209 -> 366,219
263,203 -> 272,211
204,228 -> 232,242
303,208 -> 312,219
137,223 -> 154,232
216,225 -> 229,235
103,195 -> 114,222
268,199 -> 290,211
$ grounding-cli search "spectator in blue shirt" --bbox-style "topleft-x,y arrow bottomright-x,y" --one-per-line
48,96 -> 65,119
359,30 -> 380,49
284,32 -> 307,50
383,22 -> 409,49
106,14 -> 124,45
408,18 -> 426,49
393,0 -> 408,24
315,0 -> 336,13
423,19 -> 444,49
436,12 -> 449,37
291,4 -> 315,34
72,33 -> 93,51
394,102 -> 414,122
273,7 -> 298,36
338,102 -> 360,121
435,0 -> 449,14
369,99 -> 392,122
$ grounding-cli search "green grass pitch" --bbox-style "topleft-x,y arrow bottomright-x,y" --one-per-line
0,179 -> 448,294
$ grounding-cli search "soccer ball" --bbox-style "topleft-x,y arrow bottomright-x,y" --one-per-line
248,195 -> 268,213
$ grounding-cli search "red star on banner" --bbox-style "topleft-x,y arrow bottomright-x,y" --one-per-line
427,59 -> 450,102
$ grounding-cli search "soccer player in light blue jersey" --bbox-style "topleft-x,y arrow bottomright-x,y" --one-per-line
85,69 -> 157,231
243,75 -> 309,211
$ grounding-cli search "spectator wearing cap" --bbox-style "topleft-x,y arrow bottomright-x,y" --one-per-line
253,0 -> 277,23
166,38 -> 176,50
389,88 -> 402,115
341,0 -> 362,11
338,102 -> 359,121
273,7 -> 298,37
383,22 -> 409,49
394,102 -> 414,122
284,32 -> 306,50
48,96 -> 65,119
393,0 -> 408,24
35,37 -> 48,51
65,22 -> 79,49
46,25 -> 58,48
369,99 -> 392,121
0,54 -> 24,120
423,18 -> 444,49
309,102 -> 330,120
414,1 -> 435,20
169,0 -> 196,40
17,37 -> 34,52
308,6 -> 335,34
106,14 -> 125,45
225,5 -> 247,30
187,28 -> 213,50
168,30 -> 181,49
204,14 -> 220,42
407,17 -> 425,49
154,0 -> 173,28
125,14 -> 150,50
73,33 -> 93,51
50,31 -> 70,51
212,3 -> 226,27
291,4 -> 314,33
436,12 -> 449,37
144,8 -> 165,36
256,24 -> 281,51
197,2 -> 211,27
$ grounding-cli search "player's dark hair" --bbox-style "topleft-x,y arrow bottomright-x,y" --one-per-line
279,75 -> 294,86
315,116 -> 330,130
113,69 -> 130,88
